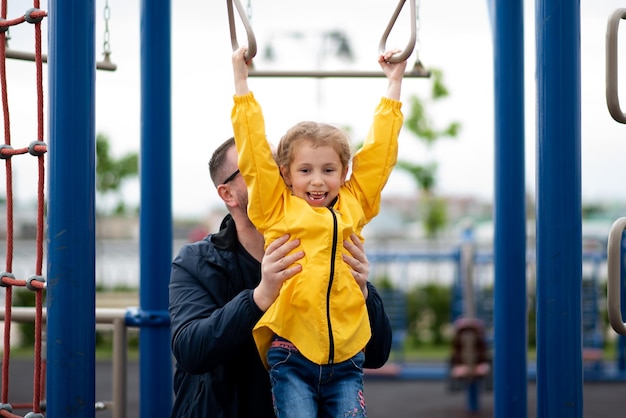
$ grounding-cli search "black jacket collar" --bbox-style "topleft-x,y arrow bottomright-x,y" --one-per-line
210,214 -> 239,251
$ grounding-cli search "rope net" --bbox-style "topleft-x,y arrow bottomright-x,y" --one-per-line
0,2 -> 47,417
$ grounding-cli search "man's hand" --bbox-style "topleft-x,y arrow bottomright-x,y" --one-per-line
253,234 -> 303,311
343,233 -> 370,300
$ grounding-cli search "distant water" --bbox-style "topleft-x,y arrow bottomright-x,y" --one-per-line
0,239 -> 188,290
0,239 -> 467,290
0,239 -> 608,293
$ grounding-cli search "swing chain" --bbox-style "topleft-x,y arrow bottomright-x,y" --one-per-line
102,0 -> 112,60
415,0 -> 421,57
411,0 -> 430,77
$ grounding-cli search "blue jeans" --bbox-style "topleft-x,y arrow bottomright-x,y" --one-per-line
267,337 -> 366,418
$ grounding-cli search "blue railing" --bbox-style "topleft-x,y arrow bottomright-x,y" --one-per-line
367,243 -> 620,381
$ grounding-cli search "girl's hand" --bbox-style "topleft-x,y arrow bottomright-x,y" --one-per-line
378,48 -> 407,82
232,46 -> 251,94
378,48 -> 407,100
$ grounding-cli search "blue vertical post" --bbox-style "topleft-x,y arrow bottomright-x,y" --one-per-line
535,1 -> 583,417
47,0 -> 96,417
492,1 -> 527,417
139,0 -> 173,416
467,381 -> 480,412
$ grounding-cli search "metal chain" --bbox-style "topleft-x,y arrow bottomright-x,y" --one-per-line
415,0 -> 421,57
102,0 -> 112,57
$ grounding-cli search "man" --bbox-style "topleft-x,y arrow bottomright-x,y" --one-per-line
168,137 -> 392,417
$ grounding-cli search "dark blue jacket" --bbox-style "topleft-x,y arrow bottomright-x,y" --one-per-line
169,214 -> 392,417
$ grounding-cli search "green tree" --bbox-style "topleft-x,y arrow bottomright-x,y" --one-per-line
96,133 -> 138,215
399,68 -> 461,239
407,282 -> 452,346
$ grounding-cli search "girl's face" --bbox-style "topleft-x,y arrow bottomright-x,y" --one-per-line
281,142 -> 347,208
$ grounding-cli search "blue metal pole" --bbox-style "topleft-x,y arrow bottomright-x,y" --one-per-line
47,1 -> 96,417
492,1 -> 527,417
451,249 -> 463,321
535,1 -> 583,417
467,380 -> 480,413
139,0 -> 173,416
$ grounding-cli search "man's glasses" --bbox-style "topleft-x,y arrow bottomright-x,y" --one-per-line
222,169 -> 240,185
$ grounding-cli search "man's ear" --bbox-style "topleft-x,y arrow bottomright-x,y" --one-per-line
216,184 -> 238,209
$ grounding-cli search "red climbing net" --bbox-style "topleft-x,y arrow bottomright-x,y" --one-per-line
0,3 -> 47,417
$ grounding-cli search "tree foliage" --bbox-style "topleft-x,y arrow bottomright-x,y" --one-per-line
407,282 -> 452,346
96,133 -> 138,215
398,68 -> 461,238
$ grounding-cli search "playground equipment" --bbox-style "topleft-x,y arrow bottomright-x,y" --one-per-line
605,11 -> 626,372
368,229 -> 619,412
446,230 -> 492,413
377,227 -> 498,413
377,287 -> 408,363
226,0 -> 430,78
3,1 -> 117,71
605,9 -> 626,124
608,218 -> 626,335
0,1 -> 610,417
448,317 -> 491,389
0,1 -> 426,416
0,7 -> 49,417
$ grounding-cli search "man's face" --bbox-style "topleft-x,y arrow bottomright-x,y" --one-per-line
225,147 -> 249,212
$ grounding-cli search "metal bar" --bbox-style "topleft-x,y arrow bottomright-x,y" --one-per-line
0,307 -> 131,417
248,67 -> 430,78
619,231 -> 626,371
227,0 -> 418,66
492,0 -> 527,417
0,307 -> 127,322
368,250 -> 460,263
47,0 -> 97,416
606,9 -> 626,124
5,48 -> 117,71
226,0 -> 257,61
460,239 -> 475,318
536,0 -> 583,416
378,0 -> 416,63
607,218 -> 626,334
112,318 -> 128,418
95,308 -> 132,323
466,370 -> 480,412
140,0 -> 173,416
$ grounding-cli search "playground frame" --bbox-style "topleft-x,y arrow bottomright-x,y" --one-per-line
41,1 -> 603,418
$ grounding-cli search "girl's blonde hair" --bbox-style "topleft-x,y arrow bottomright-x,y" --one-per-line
275,121 -> 352,171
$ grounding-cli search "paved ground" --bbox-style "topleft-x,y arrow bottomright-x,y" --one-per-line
2,359 -> 626,417
366,377 -> 626,418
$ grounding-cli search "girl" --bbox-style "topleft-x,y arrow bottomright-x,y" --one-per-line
231,46 -> 406,417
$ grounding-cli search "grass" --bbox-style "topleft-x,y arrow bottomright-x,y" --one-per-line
389,339 -> 621,364
4,345 -> 139,361
5,335 -> 622,364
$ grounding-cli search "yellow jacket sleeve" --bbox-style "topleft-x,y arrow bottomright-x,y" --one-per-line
231,92 -> 287,236
346,97 -> 403,221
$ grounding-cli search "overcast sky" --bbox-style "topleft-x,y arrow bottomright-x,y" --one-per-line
3,1 -> 626,219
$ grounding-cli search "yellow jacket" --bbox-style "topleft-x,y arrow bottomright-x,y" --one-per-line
231,92 -> 403,366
